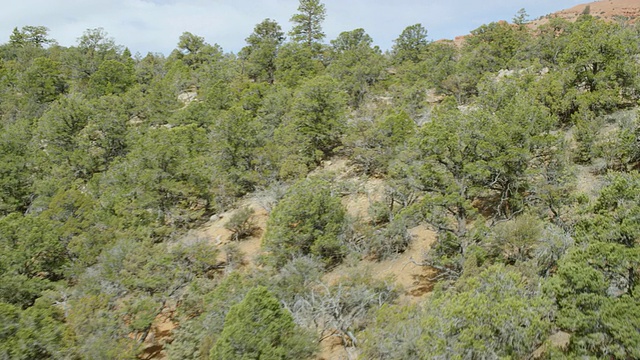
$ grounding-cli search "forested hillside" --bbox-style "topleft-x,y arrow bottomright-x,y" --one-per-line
1,0 -> 640,359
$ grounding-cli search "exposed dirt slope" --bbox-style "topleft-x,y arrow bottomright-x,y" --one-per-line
316,224 -> 436,360
151,158 -> 439,360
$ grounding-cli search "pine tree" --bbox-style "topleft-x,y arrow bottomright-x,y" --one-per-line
289,0 -> 326,50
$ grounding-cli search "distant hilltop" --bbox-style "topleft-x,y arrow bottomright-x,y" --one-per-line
438,0 -> 640,47
530,0 -> 640,27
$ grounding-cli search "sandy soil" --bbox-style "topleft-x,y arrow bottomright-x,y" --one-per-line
134,0 -> 640,357
146,158 -> 439,359
322,223 -> 437,303
318,223 -> 437,360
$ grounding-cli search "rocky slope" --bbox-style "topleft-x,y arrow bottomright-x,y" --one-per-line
531,0 -> 640,26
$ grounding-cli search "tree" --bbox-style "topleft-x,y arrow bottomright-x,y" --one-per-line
20,57 -> 67,103
0,118 -> 34,215
289,0 -> 326,50
66,292 -> 139,359
513,8 -> 529,26
210,286 -> 315,359
328,28 -> 385,107
35,95 -> 91,156
210,104 -> 265,193
9,26 -> 54,48
545,172 -> 640,357
262,178 -> 346,268
400,91 -> 558,276
171,32 -> 224,84
270,75 -> 346,177
0,299 -> 74,360
419,265 -> 552,358
87,59 -> 134,97
575,171 -> 640,246
532,17 -> 573,68
0,213 -> 68,307
74,95 -> 129,174
289,75 -> 346,161
241,19 -> 285,83
174,32 -> 219,69
134,51 -> 167,87
330,28 -> 372,53
392,23 -> 429,64
77,27 -> 116,54
73,27 -> 120,79
97,124 -> 213,233
44,186 -> 101,269
274,42 -> 321,87
559,15 -> 637,103
29,94 -> 94,188
8,28 -> 26,47
345,110 -> 415,176
466,21 -> 529,67
421,41 -> 458,92
406,101 -> 490,258
362,265 -> 552,359
546,241 -> 640,358
478,88 -> 559,219
450,20 -> 532,102
177,32 -> 206,55
167,273 -> 253,360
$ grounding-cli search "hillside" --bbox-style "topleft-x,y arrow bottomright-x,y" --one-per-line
448,0 -> 640,47
532,0 -> 640,25
1,0 -> 640,359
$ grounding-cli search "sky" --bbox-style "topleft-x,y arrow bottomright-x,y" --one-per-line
1,0 -> 589,55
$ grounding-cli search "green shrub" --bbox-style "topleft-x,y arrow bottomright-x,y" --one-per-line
224,207 -> 255,241
368,216 -> 413,260
262,178 -> 346,268
209,286 -> 316,359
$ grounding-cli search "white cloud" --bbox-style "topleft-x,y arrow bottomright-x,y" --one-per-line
0,0 -> 587,55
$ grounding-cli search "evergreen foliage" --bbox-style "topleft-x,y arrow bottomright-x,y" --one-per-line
1,1 -> 640,358
210,286 -> 316,359
263,178 -> 346,268
289,0 -> 326,51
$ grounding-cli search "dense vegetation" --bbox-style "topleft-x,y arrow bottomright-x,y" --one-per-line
1,0 -> 640,358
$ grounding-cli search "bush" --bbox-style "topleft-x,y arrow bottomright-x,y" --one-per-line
224,206 -> 255,241
488,213 -> 544,264
363,265 -> 552,359
368,200 -> 392,225
368,217 -> 413,260
209,286 -> 316,359
262,178 -> 346,268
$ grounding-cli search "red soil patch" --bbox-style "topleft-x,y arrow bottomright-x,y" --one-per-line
530,0 -> 640,27
139,308 -> 177,360
447,0 -> 640,48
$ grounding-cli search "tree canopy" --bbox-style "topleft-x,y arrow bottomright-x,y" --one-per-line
1,3 -> 640,359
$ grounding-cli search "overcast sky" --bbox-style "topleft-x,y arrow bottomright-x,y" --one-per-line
1,0 -> 588,55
